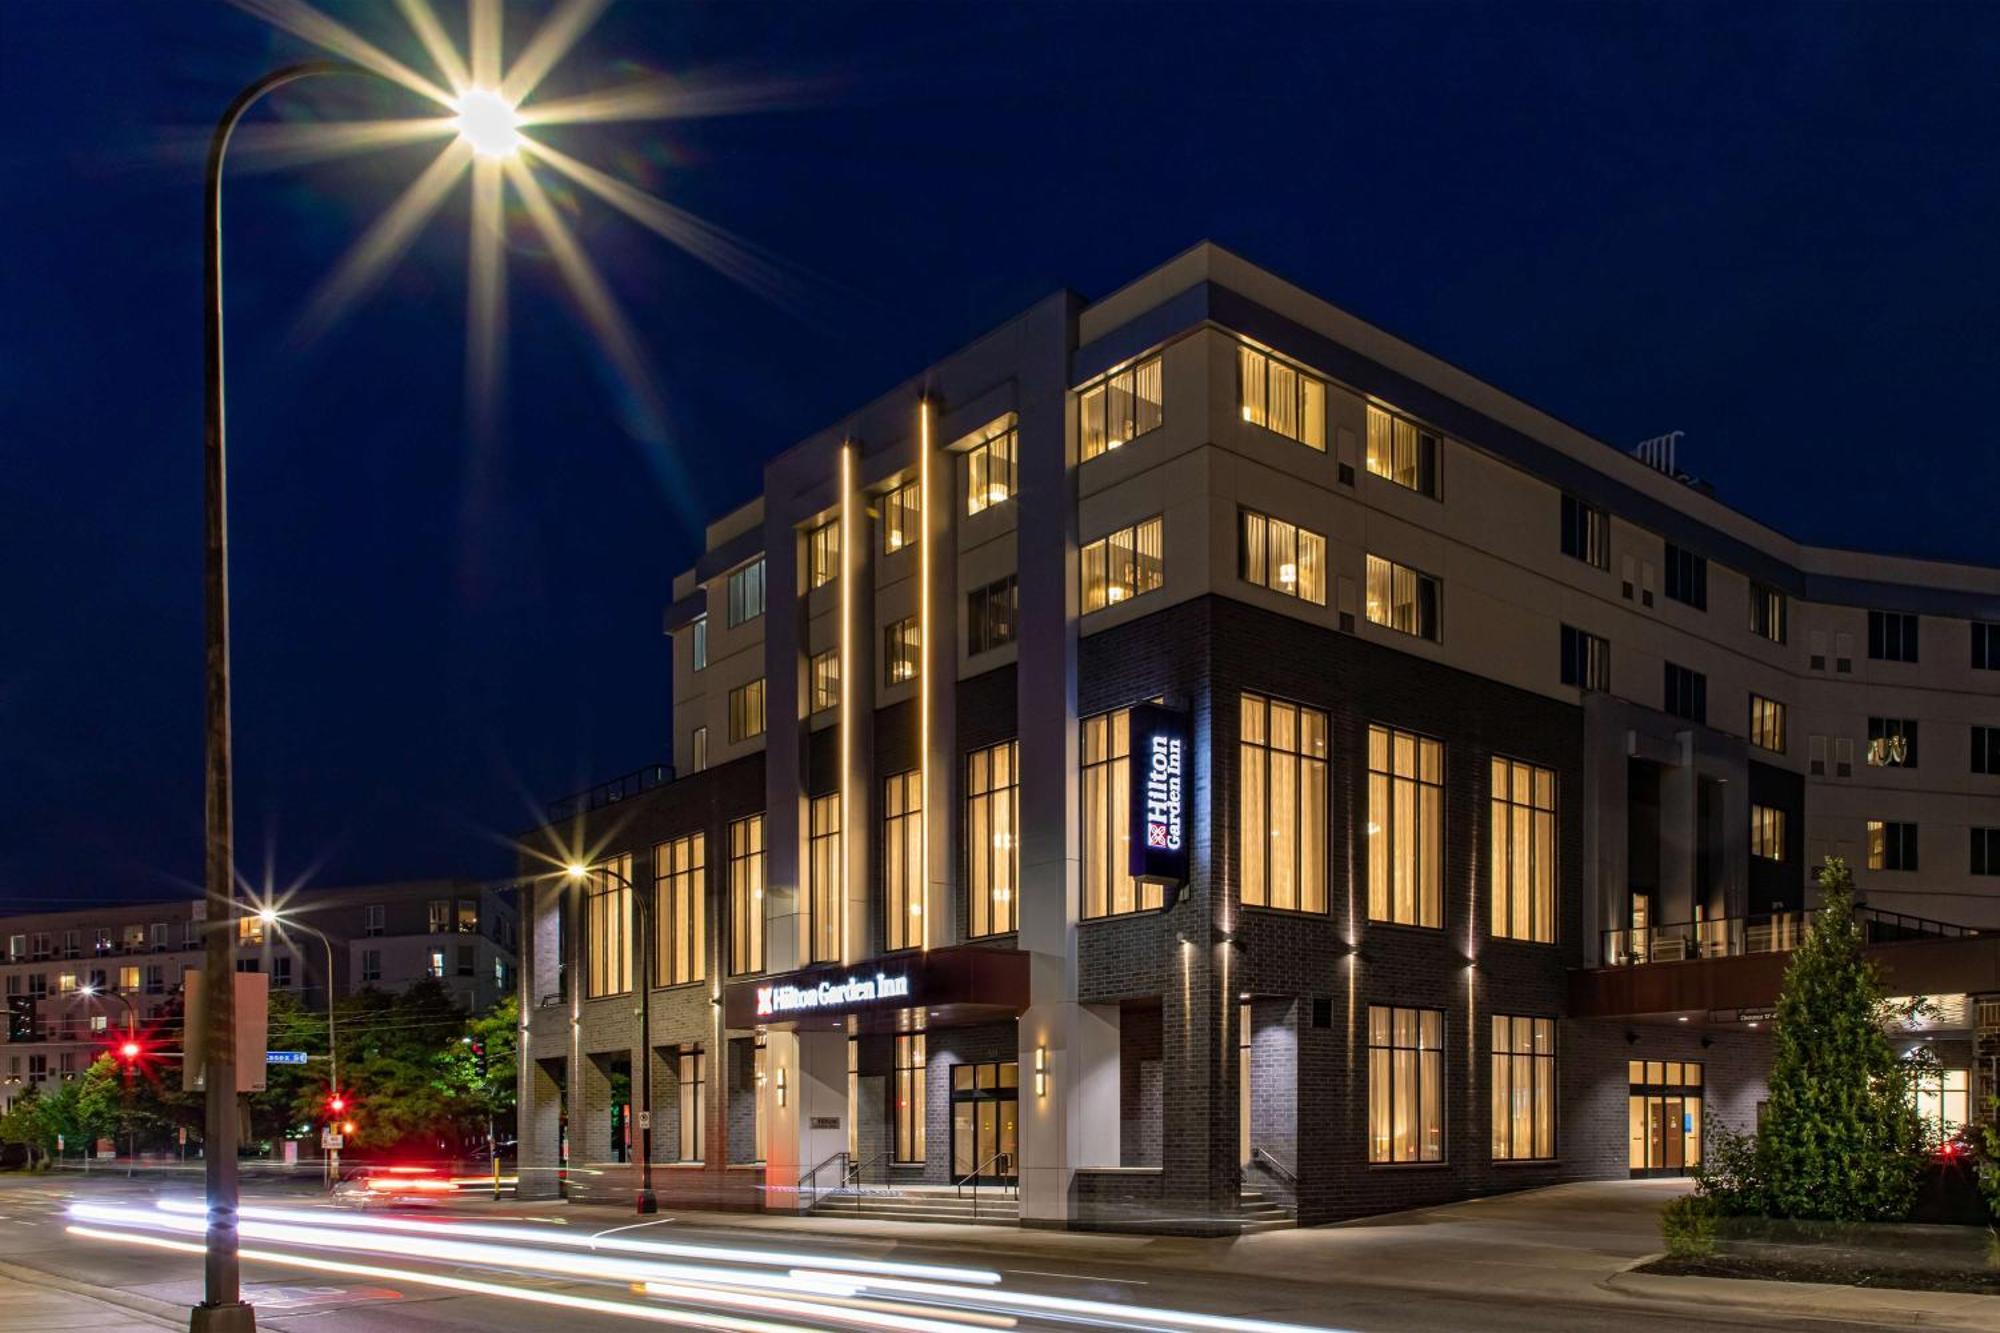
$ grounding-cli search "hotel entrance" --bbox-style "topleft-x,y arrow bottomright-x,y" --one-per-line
1628,1059 -> 1703,1176
950,1059 -> 1018,1184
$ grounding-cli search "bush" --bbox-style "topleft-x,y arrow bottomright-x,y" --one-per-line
1661,1193 -> 1721,1259
1694,1119 -> 1766,1216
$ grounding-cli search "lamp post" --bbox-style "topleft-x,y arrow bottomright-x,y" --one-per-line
255,908 -> 340,1186
567,862 -> 656,1214
75,985 -> 139,1174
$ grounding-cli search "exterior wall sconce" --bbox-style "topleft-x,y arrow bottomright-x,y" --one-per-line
776,1065 -> 787,1107
1034,1044 -> 1048,1097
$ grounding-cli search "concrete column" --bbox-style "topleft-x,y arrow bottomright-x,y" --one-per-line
841,442 -> 875,963
1580,696 -> 1631,963
518,1056 -> 565,1201
1659,734 -> 1698,927
1711,758 -> 1751,920
920,400 -> 958,950
763,483 -> 808,973
762,1028 -> 848,1212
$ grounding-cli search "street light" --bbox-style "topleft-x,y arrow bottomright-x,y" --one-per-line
566,861 -> 657,1214
252,905 -> 342,1186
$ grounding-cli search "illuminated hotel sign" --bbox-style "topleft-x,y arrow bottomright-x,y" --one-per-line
1128,702 -> 1190,895
756,970 -> 911,1018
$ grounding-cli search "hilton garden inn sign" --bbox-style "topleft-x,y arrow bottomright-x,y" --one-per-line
756,970 -> 911,1018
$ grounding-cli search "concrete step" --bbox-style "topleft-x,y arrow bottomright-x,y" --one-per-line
1238,1187 -> 1295,1231
812,1190 -> 1019,1225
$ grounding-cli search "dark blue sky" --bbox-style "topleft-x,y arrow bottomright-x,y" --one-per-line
4,2 -> 1998,908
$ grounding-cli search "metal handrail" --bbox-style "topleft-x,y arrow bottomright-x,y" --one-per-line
1249,1145 -> 1297,1185
954,1151 -> 1016,1221
545,764 -> 673,824
841,1151 -> 886,1213
1601,904 -> 1977,966
800,1149 -> 849,1213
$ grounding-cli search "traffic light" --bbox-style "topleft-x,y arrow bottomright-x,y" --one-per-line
117,1038 -> 143,1065
327,1091 -> 347,1117
472,1040 -> 487,1078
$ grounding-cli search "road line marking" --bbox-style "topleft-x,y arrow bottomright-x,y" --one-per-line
1005,1268 -> 1146,1285
591,1218 -> 678,1241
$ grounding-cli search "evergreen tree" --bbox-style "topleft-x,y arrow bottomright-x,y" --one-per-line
1759,856 -> 1928,1221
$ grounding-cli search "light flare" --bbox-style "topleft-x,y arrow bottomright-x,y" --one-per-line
231,0 -> 454,108
295,139 -> 472,344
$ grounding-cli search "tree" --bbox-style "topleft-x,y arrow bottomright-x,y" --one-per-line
443,993 -> 518,1145
1758,856 -> 1929,1221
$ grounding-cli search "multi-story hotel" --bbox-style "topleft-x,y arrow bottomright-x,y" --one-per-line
517,243 -> 2000,1231
1,880 -> 518,1111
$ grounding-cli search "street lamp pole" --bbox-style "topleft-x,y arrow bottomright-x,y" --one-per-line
569,863 -> 656,1213
257,910 -> 340,1185
76,986 -> 139,1174
199,60 -> 355,1333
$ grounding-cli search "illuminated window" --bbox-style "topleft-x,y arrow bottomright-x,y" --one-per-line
118,965 -> 140,992
1749,695 -> 1786,753
810,649 -> 839,713
428,899 -> 450,933
963,417 -> 1018,515
1367,725 -> 1443,928
728,815 -> 764,975
1912,1068 -> 1967,1139
1560,494 -> 1608,569
1240,509 -> 1326,605
893,1033 -> 926,1163
1491,758 -> 1556,943
1081,516 -> 1164,613
807,520 -> 839,590
1869,610 -> 1919,663
691,725 -> 708,773
883,771 -> 923,952
728,678 -> 765,742
882,480 -> 920,554
428,948 -> 445,979
56,973 -> 76,994
1369,1005 -> 1444,1163
1491,1015 -> 1555,1161
1750,583 -> 1787,643
1236,344 -> 1325,450
1082,708 -> 1162,919
676,1048 -> 705,1162
457,899 -> 479,933
237,916 -> 265,946
690,614 -> 708,671
808,795 -> 841,963
584,854 -> 633,997
653,833 -> 705,987
1561,624 -> 1609,691
966,741 -> 1019,937
1663,662 -> 1706,723
1365,555 -> 1439,641
1750,805 -> 1785,861
1664,544 -> 1707,611
1364,404 -> 1440,497
726,558 -> 765,626
967,575 -> 1017,655
1866,819 -> 1918,872
1866,716 -> 1918,768
885,617 -> 920,686
1079,355 -> 1163,460
1239,694 -> 1328,913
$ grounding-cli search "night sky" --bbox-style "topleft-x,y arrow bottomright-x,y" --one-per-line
5,2 -> 1998,909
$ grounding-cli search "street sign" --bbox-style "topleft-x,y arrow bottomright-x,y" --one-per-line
266,1050 -> 308,1065
321,1132 -> 344,1150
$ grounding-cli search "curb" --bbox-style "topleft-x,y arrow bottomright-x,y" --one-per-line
0,1256 -> 184,1328
1600,1264 -> 2000,1329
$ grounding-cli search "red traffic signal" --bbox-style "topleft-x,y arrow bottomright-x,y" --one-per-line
327,1092 -> 347,1115
116,1039 -> 143,1064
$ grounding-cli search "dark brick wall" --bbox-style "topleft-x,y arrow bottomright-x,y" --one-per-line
1120,1003 -> 1164,1168
921,1021 -> 1017,1183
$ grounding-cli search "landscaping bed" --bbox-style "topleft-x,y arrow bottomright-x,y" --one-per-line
1642,1217 -> 2000,1296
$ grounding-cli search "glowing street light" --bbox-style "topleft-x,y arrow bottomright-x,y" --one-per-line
452,87 -> 521,159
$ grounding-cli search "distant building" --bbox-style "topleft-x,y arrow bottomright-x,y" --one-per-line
0,879 -> 516,1109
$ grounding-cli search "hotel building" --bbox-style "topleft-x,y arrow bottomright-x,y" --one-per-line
516,243 -> 2000,1231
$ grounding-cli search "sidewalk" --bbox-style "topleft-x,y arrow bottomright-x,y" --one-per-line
0,1260 -> 181,1331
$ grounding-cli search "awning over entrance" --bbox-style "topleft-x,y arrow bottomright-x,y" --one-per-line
722,945 -> 1029,1032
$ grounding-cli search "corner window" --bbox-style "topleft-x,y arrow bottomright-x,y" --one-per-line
1079,355 -> 1163,461
1367,725 -> 1443,928
810,649 -> 839,713
726,559 -> 766,627
1663,544 -> 1707,610
1239,694 -> 1328,913
963,416 -> 1018,515
1240,509 -> 1326,605
968,575 -> 1017,655
882,480 -> 920,554
728,679 -> 766,743
1749,695 -> 1787,753
1365,555 -> 1440,641
1236,344 -> 1326,450
1866,820 -> 1918,872
1364,404 -> 1440,498
966,741 -> 1019,937
1368,1005 -> 1444,1163
807,520 -> 840,590
1560,494 -> 1608,569
1749,583 -> 1787,644
1560,625 -> 1609,691
1490,758 -> 1556,943
1869,610 -> 1919,662
1491,1015 -> 1555,1161
884,617 -> 920,686
1081,516 -> 1164,613
1750,805 -> 1786,861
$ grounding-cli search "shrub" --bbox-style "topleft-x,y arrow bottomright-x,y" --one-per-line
1661,1193 -> 1721,1259
1694,1119 -> 1766,1216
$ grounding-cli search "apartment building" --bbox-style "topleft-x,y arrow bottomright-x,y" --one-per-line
2,879 -> 517,1109
517,242 -> 2000,1231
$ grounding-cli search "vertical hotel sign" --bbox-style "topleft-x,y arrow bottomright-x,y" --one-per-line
1127,702 -> 1190,899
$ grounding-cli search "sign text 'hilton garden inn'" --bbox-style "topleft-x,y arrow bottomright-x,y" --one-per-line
756,970 -> 911,1018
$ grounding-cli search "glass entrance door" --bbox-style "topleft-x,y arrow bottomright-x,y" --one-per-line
950,1060 -> 1018,1183
1628,1060 -> 1703,1176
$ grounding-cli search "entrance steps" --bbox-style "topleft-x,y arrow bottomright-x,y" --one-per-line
1238,1186 -> 1296,1232
811,1184 -> 1019,1225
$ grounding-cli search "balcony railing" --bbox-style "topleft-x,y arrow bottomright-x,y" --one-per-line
1602,905 -> 1977,966
544,763 -> 671,824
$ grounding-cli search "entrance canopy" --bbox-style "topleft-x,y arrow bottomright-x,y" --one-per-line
722,945 -> 1029,1032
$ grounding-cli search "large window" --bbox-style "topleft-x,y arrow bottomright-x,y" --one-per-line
964,417 -> 1017,515
966,741 -> 1019,937
885,616 -> 920,685
1369,1005 -> 1444,1163
1365,555 -> 1439,641
727,558 -> 766,626
810,649 -> 839,713
807,520 -> 839,590
1869,609 -> 1919,662
676,1048 -> 704,1162
882,480 -> 920,554
728,815 -> 764,975
968,575 -> 1017,655
1749,583 -> 1787,643
1866,819 -> 1918,872
1663,662 -> 1706,723
1368,725 -> 1444,928
1749,694 -> 1786,753
1560,494 -> 1608,569
1081,516 -> 1164,613
728,679 -> 766,742
1364,404 -> 1440,497
584,854 -> 633,998
1491,1015 -> 1555,1161
1240,509 -> 1326,605
1082,708 -> 1162,919
1751,805 -> 1786,861
893,1033 -> 927,1163
1866,716 -> 1918,768
1239,694 -> 1328,912
653,833 -> 705,987
1490,758 -> 1555,943
808,795 -> 841,962
1972,725 -> 2000,775
1079,355 -> 1163,460
1560,624 -> 1609,691
1663,543 -> 1707,610
1914,1069 -> 1969,1138
1237,344 -> 1325,449
883,771 -> 923,951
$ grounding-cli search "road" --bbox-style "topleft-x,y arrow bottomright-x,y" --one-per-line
0,1172 -> 1948,1332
